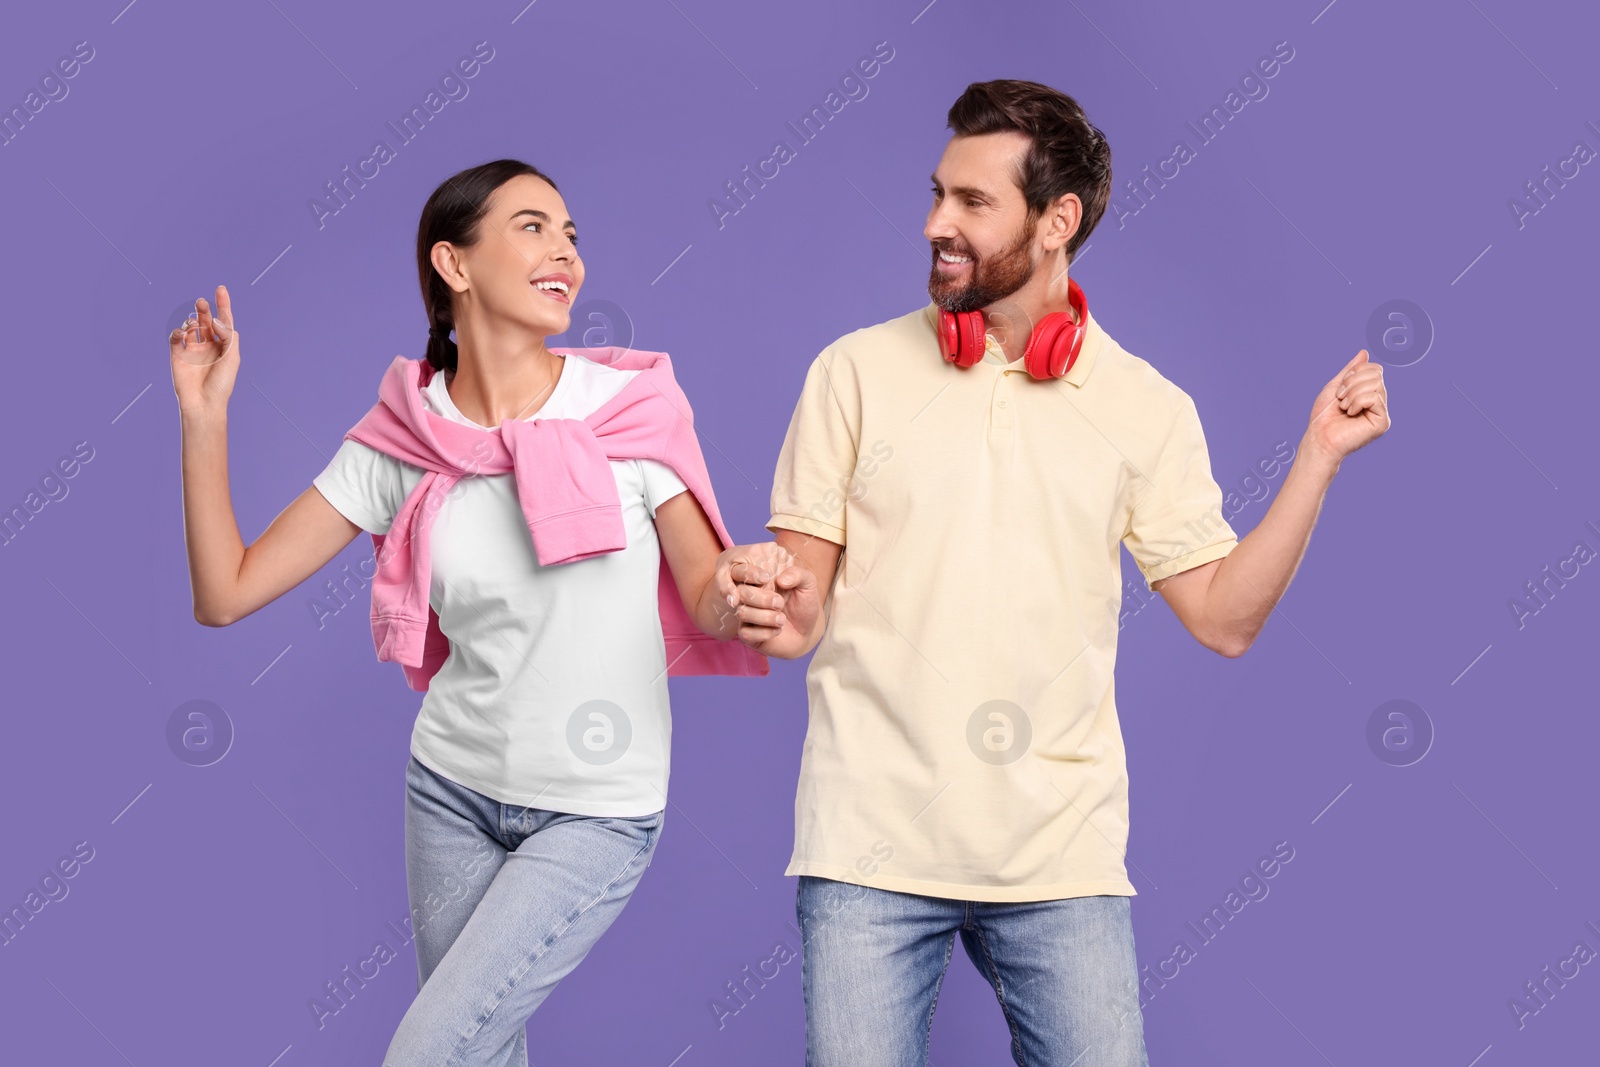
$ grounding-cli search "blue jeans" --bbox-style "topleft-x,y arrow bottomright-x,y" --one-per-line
796,876 -> 1150,1067
384,755 -> 664,1067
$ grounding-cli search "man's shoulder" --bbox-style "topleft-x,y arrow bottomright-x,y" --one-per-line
816,302 -> 938,370
1089,317 -> 1192,409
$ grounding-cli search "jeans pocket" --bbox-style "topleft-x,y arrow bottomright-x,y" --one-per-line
613,808 -> 666,863
630,807 -> 666,842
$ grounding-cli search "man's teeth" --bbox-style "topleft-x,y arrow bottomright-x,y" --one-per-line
534,280 -> 569,294
938,251 -> 972,264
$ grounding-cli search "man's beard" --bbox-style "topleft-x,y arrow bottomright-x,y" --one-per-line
929,217 -> 1037,315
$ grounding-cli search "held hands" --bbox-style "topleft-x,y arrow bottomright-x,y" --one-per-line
168,284 -> 240,416
1304,348 -> 1391,466
712,542 -> 823,659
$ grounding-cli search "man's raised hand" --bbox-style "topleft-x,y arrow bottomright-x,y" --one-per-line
1305,348 -> 1391,464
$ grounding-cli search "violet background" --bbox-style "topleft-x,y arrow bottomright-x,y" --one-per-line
1,0 -> 1596,1064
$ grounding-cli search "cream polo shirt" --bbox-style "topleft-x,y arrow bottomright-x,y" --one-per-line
766,301 -> 1239,902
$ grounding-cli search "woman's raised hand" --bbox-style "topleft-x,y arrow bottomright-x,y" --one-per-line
168,284 -> 240,415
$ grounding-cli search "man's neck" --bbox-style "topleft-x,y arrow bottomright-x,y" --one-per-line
990,293 -> 1079,364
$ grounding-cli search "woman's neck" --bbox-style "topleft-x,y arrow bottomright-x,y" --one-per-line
445,340 -> 565,428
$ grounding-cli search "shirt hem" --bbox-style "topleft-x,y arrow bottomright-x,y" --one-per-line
409,740 -> 667,819
783,860 -> 1137,902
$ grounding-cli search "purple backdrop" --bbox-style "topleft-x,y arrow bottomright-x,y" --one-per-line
2,0 -> 1596,1063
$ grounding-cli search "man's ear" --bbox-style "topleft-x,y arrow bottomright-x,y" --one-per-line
1043,192 -> 1082,253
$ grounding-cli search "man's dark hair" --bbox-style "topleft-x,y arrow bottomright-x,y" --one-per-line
946,80 -> 1112,261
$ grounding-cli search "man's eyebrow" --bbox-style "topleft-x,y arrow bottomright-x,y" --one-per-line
929,174 -> 992,200
509,208 -> 576,228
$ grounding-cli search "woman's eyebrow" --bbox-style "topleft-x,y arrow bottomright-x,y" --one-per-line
509,208 -> 576,228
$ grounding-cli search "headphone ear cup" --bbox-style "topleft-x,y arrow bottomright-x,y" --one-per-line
939,308 -> 987,368
1026,310 -> 1089,379
1024,314 -> 1072,379
1056,318 -> 1086,377
937,307 -> 960,363
959,310 -> 986,366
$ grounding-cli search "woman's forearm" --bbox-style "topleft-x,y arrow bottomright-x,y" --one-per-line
692,562 -> 742,640
181,407 -> 247,625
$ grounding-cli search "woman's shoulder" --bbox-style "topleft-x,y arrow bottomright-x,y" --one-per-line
556,346 -> 675,378
555,351 -> 644,414
327,435 -> 427,482
561,350 -> 637,381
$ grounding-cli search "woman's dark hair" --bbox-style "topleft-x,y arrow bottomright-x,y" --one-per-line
945,80 -> 1111,262
416,159 -> 561,372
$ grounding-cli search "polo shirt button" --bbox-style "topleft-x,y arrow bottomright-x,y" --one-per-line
998,398 -> 1009,408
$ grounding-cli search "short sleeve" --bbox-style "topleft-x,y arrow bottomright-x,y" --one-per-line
639,458 -> 689,518
1122,391 -> 1238,589
312,438 -> 409,535
766,350 -> 860,546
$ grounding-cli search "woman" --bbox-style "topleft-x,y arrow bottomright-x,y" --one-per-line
170,158 -> 793,1065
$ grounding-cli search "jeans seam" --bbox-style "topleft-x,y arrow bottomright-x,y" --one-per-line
922,931 -> 956,1066
972,924 -> 1028,1067
443,820 -> 660,1066
797,885 -> 812,1067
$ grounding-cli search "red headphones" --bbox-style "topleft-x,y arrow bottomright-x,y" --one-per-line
937,276 -> 1089,380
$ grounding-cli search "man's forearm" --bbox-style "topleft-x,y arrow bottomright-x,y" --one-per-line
1204,431 -> 1341,655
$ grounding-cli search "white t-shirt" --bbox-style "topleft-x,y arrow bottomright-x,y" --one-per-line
313,353 -> 690,817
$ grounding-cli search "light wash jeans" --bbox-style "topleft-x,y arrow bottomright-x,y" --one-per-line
384,755 -> 664,1066
796,876 -> 1150,1067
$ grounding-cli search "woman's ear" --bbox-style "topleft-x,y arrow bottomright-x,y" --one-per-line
431,240 -> 470,294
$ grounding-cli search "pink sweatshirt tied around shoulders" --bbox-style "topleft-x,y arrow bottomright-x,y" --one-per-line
339,346 -> 768,691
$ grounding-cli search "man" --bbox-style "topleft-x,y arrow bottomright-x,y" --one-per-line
725,79 -> 1389,1066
